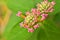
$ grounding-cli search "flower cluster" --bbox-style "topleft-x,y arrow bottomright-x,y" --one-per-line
16,0 -> 55,32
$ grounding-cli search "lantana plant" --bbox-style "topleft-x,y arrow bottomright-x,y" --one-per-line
16,0 -> 55,32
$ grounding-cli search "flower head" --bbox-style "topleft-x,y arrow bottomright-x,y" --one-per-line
17,0 -> 55,32
33,24 -> 39,29
24,24 -> 29,28
19,22 -> 24,27
16,11 -> 22,17
37,0 -> 55,13
28,28 -> 34,32
36,10 -> 41,15
40,14 -> 48,21
26,11 -> 30,15
31,8 -> 37,14
51,1 -> 55,6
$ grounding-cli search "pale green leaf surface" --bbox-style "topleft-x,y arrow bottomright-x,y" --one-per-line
2,0 -> 60,40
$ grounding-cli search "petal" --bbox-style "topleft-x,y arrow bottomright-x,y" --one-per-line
28,28 -> 34,32
41,14 -> 48,17
34,16 -> 38,22
31,21 -> 35,25
49,8 -> 54,12
16,11 -> 22,17
26,11 -> 30,15
24,24 -> 29,28
41,14 -> 48,21
47,6 -> 53,12
45,10 -> 49,12
19,22 -> 23,27
36,10 -> 41,15
40,16 -> 46,21
51,1 -> 55,6
44,0 -> 48,2
31,8 -> 37,14
33,24 -> 39,29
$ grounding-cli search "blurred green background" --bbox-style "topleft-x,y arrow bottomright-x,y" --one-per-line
0,0 -> 60,40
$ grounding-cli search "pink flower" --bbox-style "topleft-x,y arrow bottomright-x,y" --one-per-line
34,16 -> 37,22
26,11 -> 30,15
45,5 -> 53,13
40,16 -> 46,21
46,7 -> 54,13
33,24 -> 39,29
28,28 -> 34,32
36,10 -> 41,15
16,11 -> 22,17
51,1 -> 55,6
24,24 -> 29,28
19,22 -> 23,27
40,14 -> 48,21
31,21 -> 35,25
41,14 -> 48,17
44,0 -> 48,1
31,8 -> 37,14
49,8 -> 54,12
